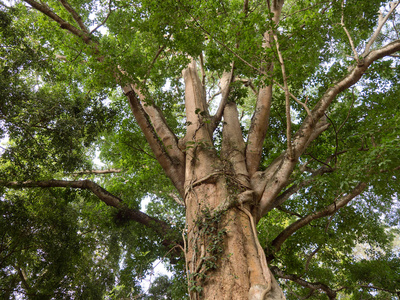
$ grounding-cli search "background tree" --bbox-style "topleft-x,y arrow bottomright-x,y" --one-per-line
1,0 -> 400,299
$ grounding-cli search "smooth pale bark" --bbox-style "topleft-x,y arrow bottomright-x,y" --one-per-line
183,64 -> 285,300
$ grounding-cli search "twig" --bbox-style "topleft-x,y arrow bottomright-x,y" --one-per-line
273,80 -> 312,117
90,0 -> 113,34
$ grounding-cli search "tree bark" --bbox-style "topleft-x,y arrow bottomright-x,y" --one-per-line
182,62 -> 285,300
184,162 -> 286,300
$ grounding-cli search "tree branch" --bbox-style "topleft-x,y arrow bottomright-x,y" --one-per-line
90,0 -> 113,34
122,88 -> 185,197
270,266 -> 337,300
23,0 -> 91,44
211,64 -> 235,132
246,83 -> 273,177
341,0 -> 359,62
246,1 -> 284,177
71,169 -> 123,175
59,0 -> 89,34
273,32 -> 294,160
362,1 -> 400,56
1,179 -> 183,249
271,182 -> 367,253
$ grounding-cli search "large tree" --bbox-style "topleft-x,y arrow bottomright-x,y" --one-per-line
1,0 -> 400,299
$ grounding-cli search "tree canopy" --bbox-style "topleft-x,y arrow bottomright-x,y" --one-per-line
1,0 -> 400,299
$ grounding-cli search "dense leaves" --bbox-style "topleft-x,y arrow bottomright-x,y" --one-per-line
1,0 -> 399,299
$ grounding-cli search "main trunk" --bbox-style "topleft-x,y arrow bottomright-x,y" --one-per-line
184,154 -> 285,300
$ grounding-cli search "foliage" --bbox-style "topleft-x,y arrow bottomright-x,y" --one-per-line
1,0 -> 400,299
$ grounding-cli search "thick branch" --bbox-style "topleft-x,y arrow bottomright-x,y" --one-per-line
221,101 -> 249,185
211,65 -> 235,132
254,38 -> 400,219
270,266 -> 337,300
59,0 -> 89,34
271,182 -> 367,252
123,88 -> 185,196
1,179 -> 182,249
292,38 -> 400,157
246,84 -> 273,177
23,0 -> 91,44
182,59 -> 212,143
246,2 -> 284,177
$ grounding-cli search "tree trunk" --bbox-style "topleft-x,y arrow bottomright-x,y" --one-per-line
184,156 -> 286,300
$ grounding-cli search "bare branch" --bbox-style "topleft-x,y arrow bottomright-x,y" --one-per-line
212,63 -> 235,132
122,88 -> 185,196
71,169 -> 123,175
59,0 -> 89,34
199,52 -> 206,87
341,0 -> 359,61
271,182 -> 367,252
273,32 -> 293,159
270,266 -> 337,300
1,179 -> 183,249
363,1 -> 399,56
246,83 -> 273,177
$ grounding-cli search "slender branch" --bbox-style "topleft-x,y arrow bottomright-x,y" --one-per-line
273,32 -> 293,160
271,182 -> 367,252
362,1 -> 399,56
272,177 -> 315,209
341,0 -> 359,61
337,88 -> 356,133
145,45 -> 166,81
90,0 -> 113,34
71,169 -> 123,175
59,0 -> 89,34
270,266 -> 337,300
169,193 -> 185,206
207,91 -> 221,103
1,179 -> 183,249
178,2 -> 265,75
273,80 -> 312,117
199,52 -> 206,87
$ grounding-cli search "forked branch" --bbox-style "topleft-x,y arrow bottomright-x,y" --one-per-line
59,0 -> 89,34
23,0 -> 92,44
363,1 -> 400,56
